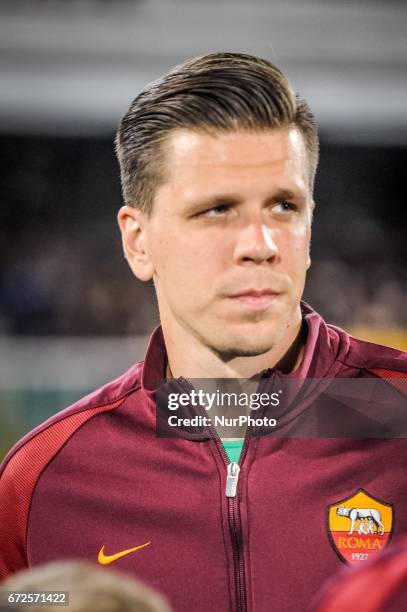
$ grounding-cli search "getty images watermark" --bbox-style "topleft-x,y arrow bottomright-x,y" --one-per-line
166,388 -> 281,429
155,377 -> 407,439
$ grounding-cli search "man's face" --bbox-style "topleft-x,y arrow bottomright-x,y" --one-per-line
134,127 -> 313,358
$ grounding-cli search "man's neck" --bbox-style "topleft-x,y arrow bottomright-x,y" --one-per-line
163,314 -> 305,380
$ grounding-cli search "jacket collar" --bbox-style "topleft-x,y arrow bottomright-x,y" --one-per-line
141,301 -> 350,395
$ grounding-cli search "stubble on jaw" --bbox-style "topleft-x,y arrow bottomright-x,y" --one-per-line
200,324 -> 288,362
201,304 -> 304,364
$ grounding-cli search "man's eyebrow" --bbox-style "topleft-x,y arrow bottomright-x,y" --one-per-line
187,195 -> 243,211
265,189 -> 306,203
187,188 -> 306,211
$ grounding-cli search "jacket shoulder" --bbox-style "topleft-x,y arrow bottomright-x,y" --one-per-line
0,360 -> 143,582
1,360 -> 143,469
342,334 -> 407,397
345,335 -> 407,374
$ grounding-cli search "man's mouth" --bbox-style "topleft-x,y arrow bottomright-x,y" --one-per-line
228,289 -> 281,310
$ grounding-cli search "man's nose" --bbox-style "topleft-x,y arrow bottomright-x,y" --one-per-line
233,221 -> 279,265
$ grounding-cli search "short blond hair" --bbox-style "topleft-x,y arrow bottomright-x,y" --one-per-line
1,560 -> 172,612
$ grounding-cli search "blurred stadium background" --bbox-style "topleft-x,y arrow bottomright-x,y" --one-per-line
0,0 -> 406,459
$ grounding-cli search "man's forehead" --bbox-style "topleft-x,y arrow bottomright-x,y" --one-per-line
162,126 -> 308,169
153,127 -> 311,209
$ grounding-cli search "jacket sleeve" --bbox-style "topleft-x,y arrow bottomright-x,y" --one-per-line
0,417 -> 76,582
0,397 -> 128,582
370,367 -> 407,396
0,444 -> 31,581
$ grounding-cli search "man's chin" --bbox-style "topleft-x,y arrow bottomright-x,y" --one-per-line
194,310 -> 297,359
207,330 -> 277,360
216,345 -> 273,359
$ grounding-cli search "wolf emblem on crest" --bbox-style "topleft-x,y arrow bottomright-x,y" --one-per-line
336,506 -> 385,536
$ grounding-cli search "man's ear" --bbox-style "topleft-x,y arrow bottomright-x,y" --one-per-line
117,205 -> 154,281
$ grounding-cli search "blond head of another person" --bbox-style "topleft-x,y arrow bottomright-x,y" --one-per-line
0,560 -> 172,612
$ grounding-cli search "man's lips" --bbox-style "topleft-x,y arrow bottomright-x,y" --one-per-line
228,289 -> 281,309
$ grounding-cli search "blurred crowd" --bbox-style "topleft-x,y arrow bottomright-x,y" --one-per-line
0,227 -> 159,336
0,136 -> 405,336
305,259 -> 406,329
0,239 -> 405,337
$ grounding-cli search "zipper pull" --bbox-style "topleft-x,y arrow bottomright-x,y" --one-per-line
225,462 -> 240,497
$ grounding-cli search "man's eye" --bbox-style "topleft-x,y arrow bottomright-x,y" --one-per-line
275,201 -> 297,213
202,204 -> 230,217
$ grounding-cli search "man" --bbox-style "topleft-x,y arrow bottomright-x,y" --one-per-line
0,53 -> 406,612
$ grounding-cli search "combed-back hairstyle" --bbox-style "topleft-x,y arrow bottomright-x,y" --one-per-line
115,52 -> 319,214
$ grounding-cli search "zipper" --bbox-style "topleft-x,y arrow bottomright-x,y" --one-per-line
177,377 -> 250,612
214,436 -> 250,612
226,462 -> 240,497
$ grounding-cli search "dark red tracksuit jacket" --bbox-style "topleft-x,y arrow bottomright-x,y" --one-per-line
0,303 -> 406,612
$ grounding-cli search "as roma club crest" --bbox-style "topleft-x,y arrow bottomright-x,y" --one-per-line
327,489 -> 393,565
